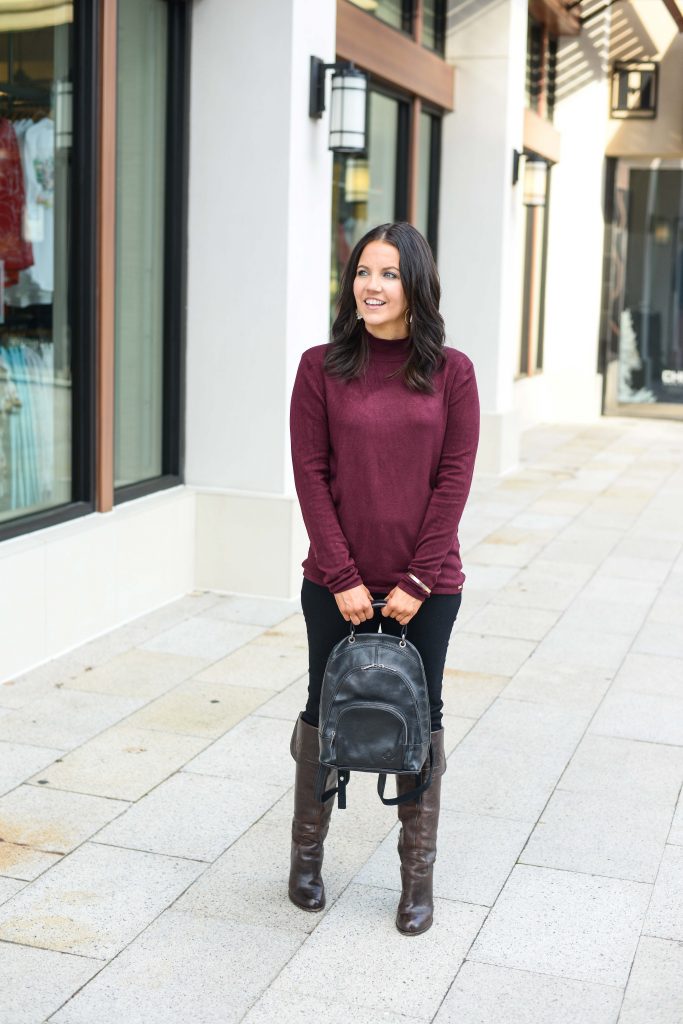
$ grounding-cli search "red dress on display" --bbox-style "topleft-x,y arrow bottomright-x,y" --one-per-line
0,118 -> 34,287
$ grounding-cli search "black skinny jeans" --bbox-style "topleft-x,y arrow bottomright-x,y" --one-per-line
300,578 -> 462,732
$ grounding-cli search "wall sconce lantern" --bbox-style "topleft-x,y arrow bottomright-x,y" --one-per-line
611,61 -> 658,120
523,155 -> 549,207
309,56 -> 368,153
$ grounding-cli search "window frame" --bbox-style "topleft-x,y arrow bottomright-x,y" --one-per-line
420,104 -> 442,257
422,0 -> 447,56
365,78 -> 442,243
346,0 -> 446,53
365,79 -> 412,222
610,61 -> 659,121
113,0 -> 190,504
393,88 -> 411,221
601,157 -> 683,420
0,0 -> 191,542
0,0 -> 98,542
346,0 -> 415,36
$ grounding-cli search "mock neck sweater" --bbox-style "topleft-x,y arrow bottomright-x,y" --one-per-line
289,325 -> 480,601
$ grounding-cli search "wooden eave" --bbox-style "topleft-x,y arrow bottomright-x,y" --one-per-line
661,0 -> 683,30
529,0 -> 582,35
524,108 -> 562,163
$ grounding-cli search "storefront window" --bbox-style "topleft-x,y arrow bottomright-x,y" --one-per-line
346,0 -> 412,33
416,109 -> 441,255
611,166 -> 683,410
0,4 -> 73,523
114,0 -> 168,488
331,89 -> 408,313
422,0 -> 446,55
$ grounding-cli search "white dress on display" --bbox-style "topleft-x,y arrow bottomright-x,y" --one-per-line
22,116 -> 55,294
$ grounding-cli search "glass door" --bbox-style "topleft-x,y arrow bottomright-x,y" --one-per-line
603,159 -> 683,417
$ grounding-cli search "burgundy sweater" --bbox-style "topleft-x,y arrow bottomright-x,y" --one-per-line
289,326 -> 480,602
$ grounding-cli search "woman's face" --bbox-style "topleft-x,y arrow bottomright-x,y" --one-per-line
353,240 -> 408,339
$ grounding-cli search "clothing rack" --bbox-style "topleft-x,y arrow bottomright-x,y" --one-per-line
0,92 -> 52,122
2,103 -> 52,121
0,334 -> 52,346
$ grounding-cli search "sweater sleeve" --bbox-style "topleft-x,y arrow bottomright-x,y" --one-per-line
290,350 -> 364,594
396,354 -> 480,602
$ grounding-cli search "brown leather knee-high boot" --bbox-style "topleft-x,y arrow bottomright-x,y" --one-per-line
395,728 -> 446,935
288,713 -> 336,912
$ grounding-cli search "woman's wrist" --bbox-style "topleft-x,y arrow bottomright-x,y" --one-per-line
396,573 -> 429,602
407,572 -> 431,595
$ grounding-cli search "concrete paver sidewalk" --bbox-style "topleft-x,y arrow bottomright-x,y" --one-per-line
1,417 -> 682,1024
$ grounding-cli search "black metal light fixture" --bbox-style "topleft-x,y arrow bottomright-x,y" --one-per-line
610,61 -> 658,119
512,148 -> 522,186
309,56 -> 368,153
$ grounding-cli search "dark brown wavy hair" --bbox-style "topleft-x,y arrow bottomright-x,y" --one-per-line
324,222 -> 446,393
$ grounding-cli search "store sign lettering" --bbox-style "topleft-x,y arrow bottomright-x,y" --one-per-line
662,370 -> 683,385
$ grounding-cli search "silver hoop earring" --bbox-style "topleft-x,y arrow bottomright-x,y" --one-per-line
404,309 -> 413,327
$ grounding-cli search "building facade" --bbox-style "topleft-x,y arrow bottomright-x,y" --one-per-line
0,0 -> 681,680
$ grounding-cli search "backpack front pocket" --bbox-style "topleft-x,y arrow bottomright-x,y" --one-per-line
333,702 -> 407,772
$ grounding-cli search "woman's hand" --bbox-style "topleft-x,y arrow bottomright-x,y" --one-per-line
334,584 -> 375,625
382,585 -> 423,626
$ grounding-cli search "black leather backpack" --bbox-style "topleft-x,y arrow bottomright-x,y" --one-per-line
315,600 -> 433,809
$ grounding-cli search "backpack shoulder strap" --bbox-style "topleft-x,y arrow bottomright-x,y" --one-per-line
377,743 -> 433,806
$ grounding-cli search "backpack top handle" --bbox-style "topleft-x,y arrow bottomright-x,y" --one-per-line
348,599 -> 408,647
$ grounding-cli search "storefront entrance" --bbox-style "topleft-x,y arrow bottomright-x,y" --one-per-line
603,159 -> 683,418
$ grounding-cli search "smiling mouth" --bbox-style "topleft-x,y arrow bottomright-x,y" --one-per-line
365,300 -> 386,307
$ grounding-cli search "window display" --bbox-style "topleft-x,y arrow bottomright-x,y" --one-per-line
614,166 -> 683,409
0,7 -> 73,521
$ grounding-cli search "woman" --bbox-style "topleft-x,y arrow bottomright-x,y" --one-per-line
288,221 -> 480,935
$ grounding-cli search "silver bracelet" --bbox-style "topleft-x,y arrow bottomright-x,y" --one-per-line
407,572 -> 431,595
